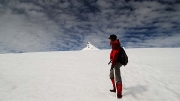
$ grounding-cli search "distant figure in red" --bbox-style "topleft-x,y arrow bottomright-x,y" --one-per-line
108,34 -> 122,98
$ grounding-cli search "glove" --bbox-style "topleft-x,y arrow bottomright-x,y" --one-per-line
110,65 -> 114,71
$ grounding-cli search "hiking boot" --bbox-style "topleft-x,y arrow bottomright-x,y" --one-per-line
110,78 -> 116,92
116,83 -> 122,98
117,94 -> 122,98
110,89 -> 116,92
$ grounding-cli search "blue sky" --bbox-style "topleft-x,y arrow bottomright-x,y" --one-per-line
0,0 -> 180,53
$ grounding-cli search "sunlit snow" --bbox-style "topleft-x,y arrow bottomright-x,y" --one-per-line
0,48 -> 179,101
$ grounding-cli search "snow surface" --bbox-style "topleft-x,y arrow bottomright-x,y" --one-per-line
81,42 -> 99,50
0,48 -> 180,101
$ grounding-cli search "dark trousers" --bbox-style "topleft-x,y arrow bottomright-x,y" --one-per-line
109,62 -> 122,84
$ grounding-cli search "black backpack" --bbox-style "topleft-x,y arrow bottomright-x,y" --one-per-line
118,47 -> 128,66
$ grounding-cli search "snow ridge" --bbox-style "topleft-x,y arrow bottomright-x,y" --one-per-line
81,42 -> 99,50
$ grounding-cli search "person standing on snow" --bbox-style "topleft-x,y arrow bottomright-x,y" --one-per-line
108,34 -> 123,98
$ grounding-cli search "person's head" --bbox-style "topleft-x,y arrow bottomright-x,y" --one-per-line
108,34 -> 117,41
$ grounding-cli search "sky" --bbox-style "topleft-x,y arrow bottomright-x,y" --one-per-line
0,0 -> 180,53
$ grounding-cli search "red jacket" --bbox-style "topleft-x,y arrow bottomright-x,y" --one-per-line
110,39 -> 121,66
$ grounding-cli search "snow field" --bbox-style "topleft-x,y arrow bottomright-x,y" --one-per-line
0,48 -> 180,101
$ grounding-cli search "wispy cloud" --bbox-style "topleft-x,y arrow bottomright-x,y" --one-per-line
0,0 -> 180,53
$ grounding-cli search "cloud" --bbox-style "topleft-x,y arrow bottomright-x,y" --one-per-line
125,33 -> 180,48
0,0 -> 180,54
0,2 -> 62,53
